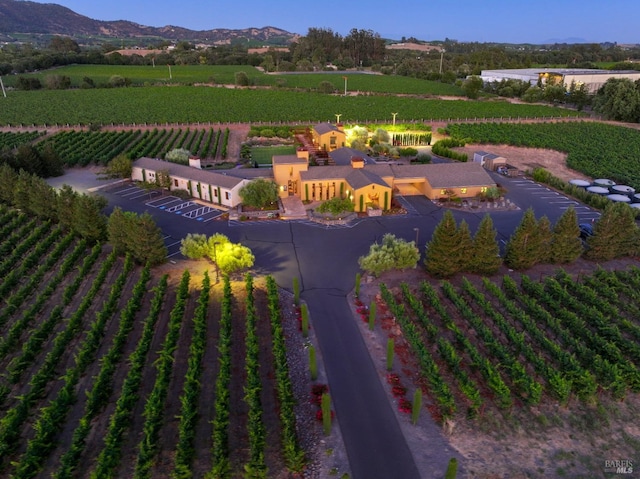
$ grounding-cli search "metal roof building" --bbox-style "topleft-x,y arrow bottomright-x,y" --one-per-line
479,68 -> 640,93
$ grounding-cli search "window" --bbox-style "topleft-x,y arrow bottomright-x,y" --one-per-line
330,135 -> 336,146
481,186 -> 488,193
440,189 -> 446,195
214,188 -> 218,197
460,187 -> 467,194
174,179 -> 179,187
225,192 -> 230,200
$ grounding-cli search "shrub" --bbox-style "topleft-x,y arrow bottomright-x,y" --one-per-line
316,197 -> 354,216
359,233 -> 419,277
398,147 -> 418,157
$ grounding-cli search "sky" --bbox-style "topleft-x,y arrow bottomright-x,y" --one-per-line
29,0 -> 640,44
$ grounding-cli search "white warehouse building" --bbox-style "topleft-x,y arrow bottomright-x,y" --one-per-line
479,68 -> 640,93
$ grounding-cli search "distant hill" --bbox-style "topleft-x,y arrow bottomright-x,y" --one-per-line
0,0 -> 298,45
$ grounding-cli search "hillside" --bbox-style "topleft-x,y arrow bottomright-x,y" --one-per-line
0,0 -> 298,45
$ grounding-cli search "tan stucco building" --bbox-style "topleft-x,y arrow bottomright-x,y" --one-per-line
131,157 -> 251,208
312,123 -> 346,152
271,148 -> 496,212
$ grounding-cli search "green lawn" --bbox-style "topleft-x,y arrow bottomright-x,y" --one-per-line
6,64 -> 464,95
250,145 -> 296,164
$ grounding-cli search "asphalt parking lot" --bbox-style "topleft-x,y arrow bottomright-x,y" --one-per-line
494,173 -> 602,224
109,184 -> 226,223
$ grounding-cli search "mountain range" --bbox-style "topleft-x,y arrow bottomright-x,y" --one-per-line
0,0 -> 298,45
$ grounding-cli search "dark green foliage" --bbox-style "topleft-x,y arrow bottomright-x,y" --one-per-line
550,206 -> 583,263
386,338 -> 394,371
316,197 -> 354,215
537,216 -> 553,264
431,138 -> 468,161
368,301 -> 376,331
108,208 -> 167,265
293,277 -> 300,305
359,233 -> 420,277
469,214 -> 502,275
424,211 -> 467,277
301,304 -> 309,338
411,389 -> 423,425
447,123 -> 640,190
239,178 -> 279,209
504,208 -> 545,270
309,345 -> 317,380
321,393 -> 332,436
445,458 -> 458,479
585,202 -> 640,261
593,78 -> 640,123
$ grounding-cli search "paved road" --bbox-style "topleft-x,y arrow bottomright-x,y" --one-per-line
89,171 -> 604,479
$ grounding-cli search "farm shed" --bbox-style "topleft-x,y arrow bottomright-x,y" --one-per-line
473,151 -> 506,171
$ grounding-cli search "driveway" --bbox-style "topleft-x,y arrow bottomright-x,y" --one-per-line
90,170 -> 602,479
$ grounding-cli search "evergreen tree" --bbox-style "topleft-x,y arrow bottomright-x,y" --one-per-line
457,220 -> 473,272
72,193 -> 107,242
56,185 -> 78,232
469,214 -> 502,275
0,163 -> 17,203
12,169 -> 33,212
504,208 -> 543,270
586,202 -> 640,260
550,206 -> 582,263
40,143 -> 64,177
129,212 -> 167,265
536,215 -> 553,264
425,210 -> 463,277
108,208 -> 167,265
28,175 -> 58,220
107,207 -> 130,255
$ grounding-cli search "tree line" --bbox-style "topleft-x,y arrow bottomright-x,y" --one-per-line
0,164 -> 167,265
358,203 -> 640,279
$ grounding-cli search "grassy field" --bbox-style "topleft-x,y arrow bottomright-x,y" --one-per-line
0,87 -> 581,126
4,64 -> 464,95
250,145 -> 296,164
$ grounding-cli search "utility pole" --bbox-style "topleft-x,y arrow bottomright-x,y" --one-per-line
0,76 -> 6,98
168,64 -> 172,80
439,49 -> 445,75
343,76 -> 348,96
391,112 -> 398,126
335,113 -> 342,123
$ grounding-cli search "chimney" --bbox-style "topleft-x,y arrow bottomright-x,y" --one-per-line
188,156 -> 202,169
351,156 -> 365,169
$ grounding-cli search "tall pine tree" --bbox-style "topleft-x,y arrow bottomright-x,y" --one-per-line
550,206 -> 583,263
425,210 -> 467,277
505,208 -> 544,270
586,202 -> 640,260
469,214 -> 502,275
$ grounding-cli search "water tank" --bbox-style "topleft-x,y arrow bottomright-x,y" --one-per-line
586,186 -> 610,195
593,178 -> 616,187
569,179 -> 591,188
607,194 -> 631,203
610,185 -> 635,196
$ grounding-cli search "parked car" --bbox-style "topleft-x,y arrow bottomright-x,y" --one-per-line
579,223 -> 594,240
